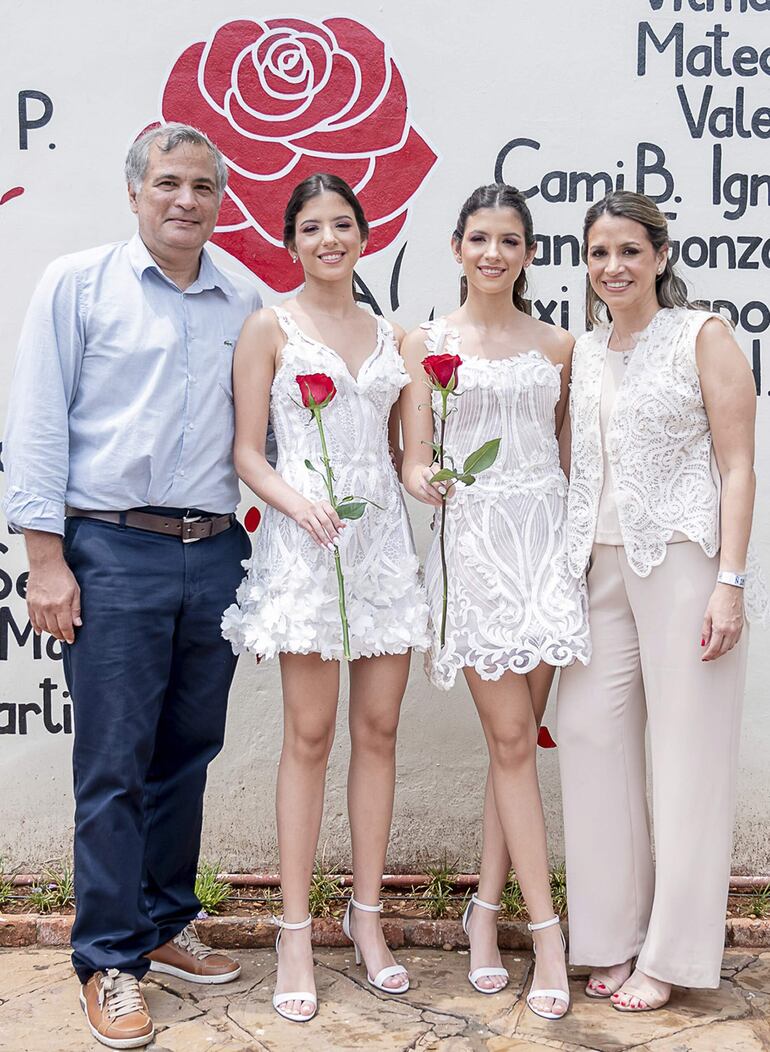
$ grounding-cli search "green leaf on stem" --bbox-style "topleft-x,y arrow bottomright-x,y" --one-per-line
462,438 -> 501,476
338,494 -> 383,510
430,468 -> 457,483
460,474 -> 476,485
337,501 -> 367,521
304,459 -> 321,474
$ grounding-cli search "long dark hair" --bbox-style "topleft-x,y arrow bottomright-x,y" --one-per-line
582,191 -> 693,326
453,184 -> 535,312
283,173 -> 369,250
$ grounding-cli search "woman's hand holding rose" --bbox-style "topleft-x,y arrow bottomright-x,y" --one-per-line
293,498 -> 345,551
408,465 -> 452,508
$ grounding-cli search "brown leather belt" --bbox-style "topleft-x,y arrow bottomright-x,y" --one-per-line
65,507 -> 234,543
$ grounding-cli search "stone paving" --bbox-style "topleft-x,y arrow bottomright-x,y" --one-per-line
1,946 -> 769,1052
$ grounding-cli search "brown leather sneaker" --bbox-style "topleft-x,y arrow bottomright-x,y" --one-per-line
79,969 -> 154,1049
147,922 -> 241,984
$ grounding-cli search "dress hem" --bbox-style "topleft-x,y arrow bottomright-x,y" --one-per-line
427,648 -> 591,692
228,640 -> 430,662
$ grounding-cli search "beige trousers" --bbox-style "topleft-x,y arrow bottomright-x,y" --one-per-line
556,542 -> 747,988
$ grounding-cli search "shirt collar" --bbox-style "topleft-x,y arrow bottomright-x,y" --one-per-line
127,232 -> 236,297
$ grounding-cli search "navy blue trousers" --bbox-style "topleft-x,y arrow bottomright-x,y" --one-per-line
61,514 -> 250,983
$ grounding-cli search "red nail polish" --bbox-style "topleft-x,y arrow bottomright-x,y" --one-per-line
701,638 -> 705,646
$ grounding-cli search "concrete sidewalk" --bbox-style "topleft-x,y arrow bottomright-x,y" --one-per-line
1,946 -> 769,1052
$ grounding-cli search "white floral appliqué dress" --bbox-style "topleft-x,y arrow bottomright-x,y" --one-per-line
222,307 -> 430,661
422,320 -> 591,689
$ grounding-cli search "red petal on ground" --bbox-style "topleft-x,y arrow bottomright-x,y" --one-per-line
537,726 -> 557,749
364,211 -> 407,253
227,153 -> 370,242
228,50 -> 358,140
0,186 -> 25,207
356,127 -> 437,220
202,21 -> 265,107
298,60 -> 407,155
244,506 -> 262,532
210,226 -> 302,293
162,44 -> 296,176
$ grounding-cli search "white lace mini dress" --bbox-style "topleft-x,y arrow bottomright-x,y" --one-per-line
422,320 -> 591,689
222,307 -> 430,661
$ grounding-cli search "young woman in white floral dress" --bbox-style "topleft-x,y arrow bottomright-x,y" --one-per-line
401,184 -> 590,1020
222,174 -> 430,1022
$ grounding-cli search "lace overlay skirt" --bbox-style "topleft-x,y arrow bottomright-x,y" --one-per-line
425,477 -> 591,690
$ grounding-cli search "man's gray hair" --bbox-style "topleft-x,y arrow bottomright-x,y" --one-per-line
125,123 -> 228,199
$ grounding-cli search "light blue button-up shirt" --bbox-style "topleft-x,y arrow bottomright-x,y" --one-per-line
2,233 -> 262,534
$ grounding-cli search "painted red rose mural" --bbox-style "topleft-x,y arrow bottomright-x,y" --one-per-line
151,17 -> 437,291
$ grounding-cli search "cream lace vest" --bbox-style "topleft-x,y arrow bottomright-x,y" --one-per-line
567,308 -> 768,622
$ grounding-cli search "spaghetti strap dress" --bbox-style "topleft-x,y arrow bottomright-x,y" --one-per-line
222,307 -> 430,661
421,318 -> 591,689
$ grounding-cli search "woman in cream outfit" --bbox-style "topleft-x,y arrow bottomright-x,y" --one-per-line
557,191 -> 768,1012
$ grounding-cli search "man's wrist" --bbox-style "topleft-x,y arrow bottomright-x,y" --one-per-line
23,529 -> 66,570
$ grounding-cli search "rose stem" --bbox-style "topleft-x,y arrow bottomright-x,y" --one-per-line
315,407 -> 351,661
439,392 -> 448,649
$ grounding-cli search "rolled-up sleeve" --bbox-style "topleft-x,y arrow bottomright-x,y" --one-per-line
2,259 -> 84,535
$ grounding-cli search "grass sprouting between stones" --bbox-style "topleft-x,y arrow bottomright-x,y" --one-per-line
28,863 -> 75,914
421,858 -> 460,919
195,861 -> 233,916
550,863 -> 568,918
0,861 -> 14,909
741,882 -> 770,919
309,856 -> 344,918
501,872 -> 527,919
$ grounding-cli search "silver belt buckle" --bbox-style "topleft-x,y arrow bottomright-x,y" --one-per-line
181,514 -> 202,543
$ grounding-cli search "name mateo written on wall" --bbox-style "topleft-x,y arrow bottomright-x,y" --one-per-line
492,0 -> 769,391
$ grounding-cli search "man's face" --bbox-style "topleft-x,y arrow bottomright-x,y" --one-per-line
128,141 -> 221,260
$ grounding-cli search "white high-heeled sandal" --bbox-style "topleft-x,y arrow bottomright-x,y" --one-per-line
461,894 -> 510,994
526,915 -> 570,1020
271,915 -> 317,1023
342,898 -> 409,994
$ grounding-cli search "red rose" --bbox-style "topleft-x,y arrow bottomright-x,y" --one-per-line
297,373 -> 336,409
155,17 -> 438,292
422,353 -> 462,391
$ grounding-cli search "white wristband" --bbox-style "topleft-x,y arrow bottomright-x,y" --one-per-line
717,571 -> 746,588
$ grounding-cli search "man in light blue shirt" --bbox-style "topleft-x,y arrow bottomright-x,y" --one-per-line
3,123 -> 260,1048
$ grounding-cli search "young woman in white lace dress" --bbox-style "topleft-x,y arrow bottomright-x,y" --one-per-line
401,185 -> 590,1020
558,191 -> 768,1013
222,174 -> 429,1022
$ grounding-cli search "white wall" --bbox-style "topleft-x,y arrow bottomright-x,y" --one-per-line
1,0 -> 768,872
